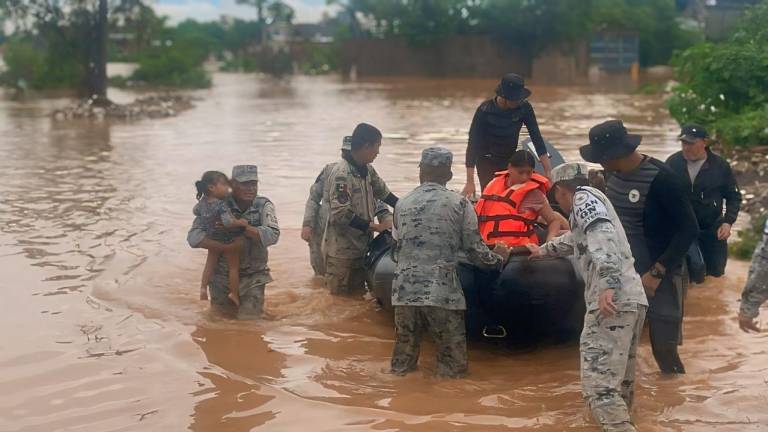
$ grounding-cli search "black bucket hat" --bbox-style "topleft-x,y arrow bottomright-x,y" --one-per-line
495,73 -> 531,102
579,120 -> 642,163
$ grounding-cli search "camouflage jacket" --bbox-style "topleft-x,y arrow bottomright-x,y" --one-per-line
322,157 -> 392,259
541,186 -> 648,312
739,219 -> 768,318
303,163 -> 392,232
392,182 -> 503,310
188,195 -> 280,286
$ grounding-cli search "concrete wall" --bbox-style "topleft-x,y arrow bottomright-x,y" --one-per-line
339,36 -> 589,84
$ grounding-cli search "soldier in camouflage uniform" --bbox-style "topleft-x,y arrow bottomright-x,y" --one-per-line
528,163 -> 648,432
738,218 -> 768,333
391,147 -> 509,378
322,123 -> 398,295
302,137 -> 392,276
187,165 -> 280,319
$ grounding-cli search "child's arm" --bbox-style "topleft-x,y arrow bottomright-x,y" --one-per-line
218,203 -> 249,229
538,201 -> 562,243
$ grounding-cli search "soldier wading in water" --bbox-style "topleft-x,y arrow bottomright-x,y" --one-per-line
528,162 -> 648,432
390,147 -> 510,378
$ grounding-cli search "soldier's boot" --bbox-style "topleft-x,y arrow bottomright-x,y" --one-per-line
602,421 -> 637,432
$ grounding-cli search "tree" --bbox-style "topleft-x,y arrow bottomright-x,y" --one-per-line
0,0 -> 150,102
267,1 -> 295,24
667,2 -> 768,147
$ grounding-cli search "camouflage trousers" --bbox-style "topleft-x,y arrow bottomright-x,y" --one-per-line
325,256 -> 367,296
391,306 -> 467,378
581,304 -> 647,432
309,231 -> 326,276
209,273 -> 266,320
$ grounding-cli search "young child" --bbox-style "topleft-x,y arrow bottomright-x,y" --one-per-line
191,171 -> 249,306
475,150 -> 563,247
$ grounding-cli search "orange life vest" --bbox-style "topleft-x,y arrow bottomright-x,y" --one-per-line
475,172 -> 551,247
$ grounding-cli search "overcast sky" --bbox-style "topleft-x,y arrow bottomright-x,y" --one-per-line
154,0 -> 337,24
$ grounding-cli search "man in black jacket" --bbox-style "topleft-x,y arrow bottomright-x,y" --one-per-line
666,124 -> 741,277
580,120 -> 698,374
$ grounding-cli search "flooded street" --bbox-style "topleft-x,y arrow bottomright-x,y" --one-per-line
0,74 -> 766,431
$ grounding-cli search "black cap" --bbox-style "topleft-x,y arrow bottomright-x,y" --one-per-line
678,124 -> 708,143
579,119 -> 642,163
495,73 -> 531,102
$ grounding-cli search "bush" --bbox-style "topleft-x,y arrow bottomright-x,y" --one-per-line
0,37 -> 83,90
131,38 -> 211,88
730,214 -> 768,260
666,2 -> 768,147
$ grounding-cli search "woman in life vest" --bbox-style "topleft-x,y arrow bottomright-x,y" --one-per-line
475,150 -> 563,247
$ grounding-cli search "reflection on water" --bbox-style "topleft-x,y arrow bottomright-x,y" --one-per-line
0,74 -> 766,432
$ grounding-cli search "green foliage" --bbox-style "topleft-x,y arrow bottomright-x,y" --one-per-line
730,214 -> 768,260
0,36 -> 84,90
667,2 -> 768,147
330,0 -> 698,65
131,37 -> 212,88
297,44 -> 337,75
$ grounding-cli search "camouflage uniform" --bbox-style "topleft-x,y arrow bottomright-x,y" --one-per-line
541,164 -> 648,432
739,219 -> 768,319
391,147 -> 503,378
322,156 -> 393,295
304,163 -> 335,276
303,162 -> 392,276
187,165 -> 280,319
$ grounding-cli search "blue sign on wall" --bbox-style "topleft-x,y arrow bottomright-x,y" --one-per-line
589,33 -> 639,71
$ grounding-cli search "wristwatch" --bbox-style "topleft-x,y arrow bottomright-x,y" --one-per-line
649,265 -> 666,279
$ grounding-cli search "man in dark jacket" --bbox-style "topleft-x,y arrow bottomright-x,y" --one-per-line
580,120 -> 698,374
666,124 -> 741,277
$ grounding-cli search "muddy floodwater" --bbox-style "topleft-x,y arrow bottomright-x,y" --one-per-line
0,74 -> 766,432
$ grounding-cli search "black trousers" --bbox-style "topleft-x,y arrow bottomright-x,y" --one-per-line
476,156 -> 508,191
648,316 -> 685,374
647,268 -> 687,374
698,229 -> 728,277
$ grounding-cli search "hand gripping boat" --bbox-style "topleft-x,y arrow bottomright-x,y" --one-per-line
366,140 -> 585,345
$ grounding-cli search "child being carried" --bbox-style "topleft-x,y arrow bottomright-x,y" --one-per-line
190,171 -> 249,306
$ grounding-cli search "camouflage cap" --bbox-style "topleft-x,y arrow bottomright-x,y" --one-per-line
342,136 -> 352,151
231,165 -> 258,182
420,147 -> 453,167
550,162 -> 590,184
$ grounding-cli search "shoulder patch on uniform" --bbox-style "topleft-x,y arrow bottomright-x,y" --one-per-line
573,191 -> 610,229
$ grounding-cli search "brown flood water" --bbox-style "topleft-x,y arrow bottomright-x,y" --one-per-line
0,74 -> 766,432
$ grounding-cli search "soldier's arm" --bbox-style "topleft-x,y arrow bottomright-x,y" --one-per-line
303,167 -> 328,228
329,174 -> 370,232
247,201 -> 280,247
369,166 -> 399,207
460,199 -> 503,269
539,231 -> 575,257
585,221 -> 624,294
739,239 -> 768,319
374,200 -> 393,229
